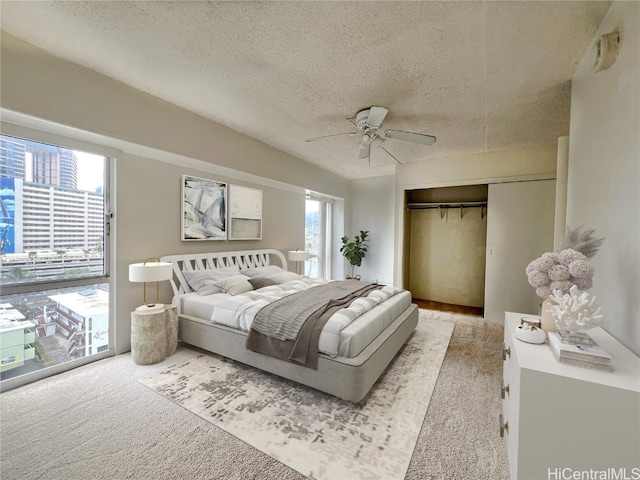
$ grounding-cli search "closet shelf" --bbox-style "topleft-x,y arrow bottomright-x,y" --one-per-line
406,201 -> 487,210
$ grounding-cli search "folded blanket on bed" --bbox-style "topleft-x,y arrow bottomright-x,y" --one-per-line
246,280 -> 383,369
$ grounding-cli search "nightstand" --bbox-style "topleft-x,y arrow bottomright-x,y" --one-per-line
130,304 -> 178,365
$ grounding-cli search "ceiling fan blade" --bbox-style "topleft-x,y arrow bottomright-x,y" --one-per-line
376,143 -> 402,165
367,106 -> 389,128
384,130 -> 436,145
305,132 -> 357,142
359,143 -> 370,159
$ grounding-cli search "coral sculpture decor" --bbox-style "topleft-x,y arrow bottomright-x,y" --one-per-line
547,285 -> 605,333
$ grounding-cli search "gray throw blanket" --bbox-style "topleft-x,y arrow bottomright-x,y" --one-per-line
246,280 -> 382,369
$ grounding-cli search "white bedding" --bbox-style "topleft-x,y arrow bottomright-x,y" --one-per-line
178,278 -> 412,358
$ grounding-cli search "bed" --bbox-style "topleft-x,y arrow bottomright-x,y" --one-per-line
160,249 -> 418,402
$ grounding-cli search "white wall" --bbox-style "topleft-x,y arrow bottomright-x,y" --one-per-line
567,1 -> 639,355
396,146 -> 558,190
348,175 -> 396,284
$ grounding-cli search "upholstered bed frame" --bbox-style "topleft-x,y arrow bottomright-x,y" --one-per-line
160,249 -> 418,402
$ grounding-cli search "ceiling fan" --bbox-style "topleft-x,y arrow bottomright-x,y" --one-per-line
305,106 -> 436,164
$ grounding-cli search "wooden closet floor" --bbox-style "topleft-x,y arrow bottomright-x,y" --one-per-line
413,298 -> 483,317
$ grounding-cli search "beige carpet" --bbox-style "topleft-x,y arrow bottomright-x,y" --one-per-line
407,310 -> 509,479
0,309 -> 509,480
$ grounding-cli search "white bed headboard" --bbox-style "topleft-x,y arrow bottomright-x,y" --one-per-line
160,249 -> 288,297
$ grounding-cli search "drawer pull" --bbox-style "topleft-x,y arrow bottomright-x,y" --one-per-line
502,342 -> 511,360
501,379 -> 510,399
499,413 -> 509,437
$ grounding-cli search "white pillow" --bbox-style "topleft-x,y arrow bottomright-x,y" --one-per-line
213,274 -> 254,295
242,265 -> 286,278
349,297 -> 377,314
268,271 -> 302,284
368,289 -> 391,303
182,268 -> 240,295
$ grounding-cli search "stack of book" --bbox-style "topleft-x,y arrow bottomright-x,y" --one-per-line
557,330 -> 594,346
548,331 -> 612,372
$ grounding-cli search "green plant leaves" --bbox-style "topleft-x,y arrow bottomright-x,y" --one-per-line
340,230 -> 369,275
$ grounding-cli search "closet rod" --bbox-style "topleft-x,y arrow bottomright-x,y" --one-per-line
407,201 -> 487,210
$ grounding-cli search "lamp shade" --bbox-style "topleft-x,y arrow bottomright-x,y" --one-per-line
129,261 -> 173,283
288,250 -> 310,262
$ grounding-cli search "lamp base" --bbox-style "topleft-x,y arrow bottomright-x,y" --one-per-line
135,303 -> 165,313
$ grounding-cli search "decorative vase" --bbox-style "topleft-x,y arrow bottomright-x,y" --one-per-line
514,316 -> 545,344
539,298 -> 557,333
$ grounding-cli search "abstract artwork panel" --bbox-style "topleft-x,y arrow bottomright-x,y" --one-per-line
228,184 -> 262,240
182,175 -> 227,241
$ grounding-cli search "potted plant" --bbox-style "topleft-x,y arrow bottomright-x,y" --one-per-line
340,230 -> 369,280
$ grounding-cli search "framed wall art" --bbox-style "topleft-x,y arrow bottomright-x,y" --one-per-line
181,175 -> 227,241
228,184 -> 262,240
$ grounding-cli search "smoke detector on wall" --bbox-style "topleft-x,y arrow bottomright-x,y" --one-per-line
593,29 -> 622,72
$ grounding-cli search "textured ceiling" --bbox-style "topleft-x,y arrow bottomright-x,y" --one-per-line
0,1 -> 612,180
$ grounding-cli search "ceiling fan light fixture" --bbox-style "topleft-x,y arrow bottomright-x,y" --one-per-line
355,106 -> 389,131
355,109 -> 371,130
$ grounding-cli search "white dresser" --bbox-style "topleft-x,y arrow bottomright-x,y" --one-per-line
501,312 -> 640,480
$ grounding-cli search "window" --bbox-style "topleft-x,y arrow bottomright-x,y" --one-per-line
0,134 -> 112,389
305,193 -> 333,279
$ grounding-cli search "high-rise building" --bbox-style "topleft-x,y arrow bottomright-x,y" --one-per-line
13,178 -> 104,253
26,141 -> 78,189
0,135 -> 78,189
0,136 -> 27,179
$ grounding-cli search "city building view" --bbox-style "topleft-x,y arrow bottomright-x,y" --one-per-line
0,134 -> 109,381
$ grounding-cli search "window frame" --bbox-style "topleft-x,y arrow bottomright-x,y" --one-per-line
0,129 -> 115,391
305,192 -> 334,279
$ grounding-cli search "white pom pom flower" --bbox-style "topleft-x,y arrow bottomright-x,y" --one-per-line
557,248 -> 587,266
548,265 -> 571,281
536,286 -> 552,299
569,259 -> 594,279
526,248 -> 595,299
550,280 -> 574,296
528,271 -> 551,287
573,277 -> 593,291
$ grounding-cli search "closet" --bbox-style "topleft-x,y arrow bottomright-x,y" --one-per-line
405,180 -> 556,320
406,185 -> 488,309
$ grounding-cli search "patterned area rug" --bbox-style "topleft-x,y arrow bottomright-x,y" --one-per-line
139,312 -> 454,480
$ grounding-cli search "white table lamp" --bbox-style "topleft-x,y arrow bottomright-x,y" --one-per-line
288,250 -> 309,275
129,258 -> 173,312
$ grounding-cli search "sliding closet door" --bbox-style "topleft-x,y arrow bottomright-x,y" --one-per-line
484,180 -> 556,322
409,207 -> 487,307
